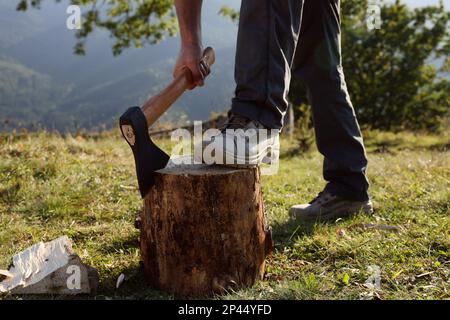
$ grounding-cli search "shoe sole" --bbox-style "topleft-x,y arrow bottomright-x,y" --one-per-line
291,201 -> 374,223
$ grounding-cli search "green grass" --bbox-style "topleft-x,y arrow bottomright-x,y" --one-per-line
0,129 -> 449,300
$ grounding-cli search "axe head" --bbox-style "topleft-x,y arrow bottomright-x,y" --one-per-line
119,106 -> 170,198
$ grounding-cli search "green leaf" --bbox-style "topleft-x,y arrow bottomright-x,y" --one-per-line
342,273 -> 350,286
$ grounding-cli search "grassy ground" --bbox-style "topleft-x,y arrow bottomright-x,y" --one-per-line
0,129 -> 449,300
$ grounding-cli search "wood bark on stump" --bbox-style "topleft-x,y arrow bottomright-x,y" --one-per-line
140,164 -> 273,297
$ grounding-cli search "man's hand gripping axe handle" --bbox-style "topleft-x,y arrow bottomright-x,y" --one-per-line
119,47 -> 216,198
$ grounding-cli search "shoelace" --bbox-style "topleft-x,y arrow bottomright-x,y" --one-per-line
309,192 -> 323,204
310,192 -> 337,205
309,192 -> 330,204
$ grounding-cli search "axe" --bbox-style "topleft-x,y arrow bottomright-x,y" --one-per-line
119,47 -> 216,198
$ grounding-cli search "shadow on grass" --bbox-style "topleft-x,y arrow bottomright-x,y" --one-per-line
99,236 -> 140,255
271,217 -> 316,249
98,263 -> 174,300
100,260 -> 212,300
367,140 -> 449,153
425,142 -> 450,151
94,233 -> 174,299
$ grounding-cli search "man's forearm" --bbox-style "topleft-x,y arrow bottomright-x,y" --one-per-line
175,0 -> 203,46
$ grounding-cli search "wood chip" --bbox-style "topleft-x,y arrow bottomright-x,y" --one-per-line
116,273 -> 125,289
417,271 -> 434,278
350,223 -> 401,232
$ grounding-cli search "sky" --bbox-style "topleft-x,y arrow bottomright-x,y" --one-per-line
388,0 -> 448,7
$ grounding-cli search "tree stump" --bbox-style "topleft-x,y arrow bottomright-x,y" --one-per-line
140,164 -> 273,297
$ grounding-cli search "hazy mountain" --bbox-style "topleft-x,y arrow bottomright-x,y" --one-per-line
0,0 -> 240,131
0,56 -> 68,128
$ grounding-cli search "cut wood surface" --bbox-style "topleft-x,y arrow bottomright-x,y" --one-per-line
0,236 -> 98,295
140,164 -> 273,296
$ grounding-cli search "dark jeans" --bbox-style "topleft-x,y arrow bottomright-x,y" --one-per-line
231,0 -> 370,201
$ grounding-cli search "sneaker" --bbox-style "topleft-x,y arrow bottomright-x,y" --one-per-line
289,191 -> 373,222
195,113 -> 279,167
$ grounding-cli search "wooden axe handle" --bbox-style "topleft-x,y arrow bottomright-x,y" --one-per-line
141,47 -> 216,127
